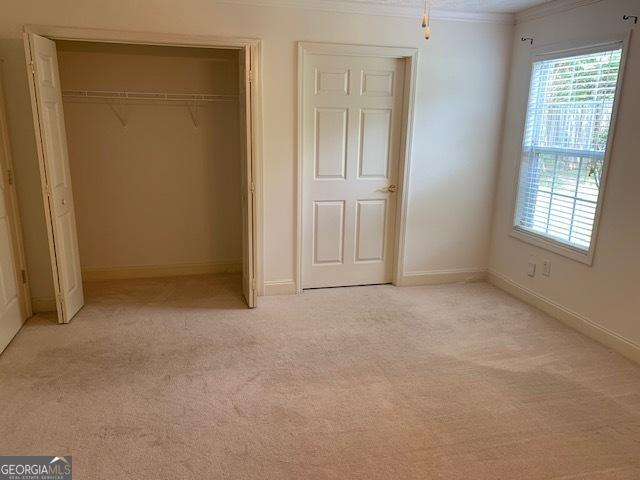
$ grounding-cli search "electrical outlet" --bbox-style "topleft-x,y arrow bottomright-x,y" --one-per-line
527,261 -> 536,277
542,260 -> 551,277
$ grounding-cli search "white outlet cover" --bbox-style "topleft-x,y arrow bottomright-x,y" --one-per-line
528,262 -> 536,277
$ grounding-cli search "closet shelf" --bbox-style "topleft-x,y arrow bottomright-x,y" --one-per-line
61,90 -> 236,128
61,90 -> 238,103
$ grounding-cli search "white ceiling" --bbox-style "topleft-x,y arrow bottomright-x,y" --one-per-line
220,0 -> 562,18
334,0 -> 554,14
430,0 -> 552,13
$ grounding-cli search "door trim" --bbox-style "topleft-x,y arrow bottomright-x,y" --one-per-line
22,25 -> 264,297
296,42 -> 419,293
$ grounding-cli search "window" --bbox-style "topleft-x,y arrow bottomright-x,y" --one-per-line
513,44 -> 624,262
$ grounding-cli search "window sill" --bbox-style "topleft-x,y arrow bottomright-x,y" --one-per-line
509,227 -> 594,266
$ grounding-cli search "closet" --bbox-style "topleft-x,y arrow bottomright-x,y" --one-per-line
25,33 -> 257,323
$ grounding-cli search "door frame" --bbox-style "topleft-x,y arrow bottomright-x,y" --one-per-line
296,42 -> 419,293
22,25 -> 265,298
0,60 -> 32,318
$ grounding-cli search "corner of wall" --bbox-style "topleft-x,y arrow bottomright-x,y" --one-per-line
488,269 -> 640,364
487,23 -> 518,272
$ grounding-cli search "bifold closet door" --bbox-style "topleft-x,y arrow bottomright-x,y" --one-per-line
240,46 -> 256,308
26,32 -> 84,323
0,69 -> 27,353
0,166 -> 23,353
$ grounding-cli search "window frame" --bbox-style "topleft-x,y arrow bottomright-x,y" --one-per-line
510,34 -> 630,265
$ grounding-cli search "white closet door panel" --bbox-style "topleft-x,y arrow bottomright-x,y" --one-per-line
29,33 -> 84,322
240,46 -> 256,308
0,63 -> 26,353
0,189 -> 22,353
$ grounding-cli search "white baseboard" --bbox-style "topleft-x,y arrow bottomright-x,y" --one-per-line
398,268 -> 487,286
263,269 -> 486,295
82,261 -> 242,281
32,297 -> 56,313
263,279 -> 297,295
488,269 -> 640,365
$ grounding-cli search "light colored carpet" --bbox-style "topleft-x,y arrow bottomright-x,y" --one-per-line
0,274 -> 639,479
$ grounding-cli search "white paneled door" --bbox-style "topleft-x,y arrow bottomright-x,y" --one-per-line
239,46 -> 257,308
27,33 -> 84,323
0,187 -> 23,354
0,75 -> 27,353
0,168 -> 23,354
302,54 -> 405,288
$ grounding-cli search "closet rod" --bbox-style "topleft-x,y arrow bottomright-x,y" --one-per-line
61,90 -> 238,102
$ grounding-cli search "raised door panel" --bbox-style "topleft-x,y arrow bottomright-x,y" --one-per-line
361,70 -> 394,97
355,200 -> 386,262
58,211 -> 81,300
313,201 -> 344,264
316,69 -> 350,96
35,50 -> 58,88
359,108 -> 392,179
315,108 -> 347,179
41,102 -> 70,192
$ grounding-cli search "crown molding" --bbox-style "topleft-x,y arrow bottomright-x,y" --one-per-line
433,9 -> 515,24
214,0 -> 515,25
515,0 -> 603,24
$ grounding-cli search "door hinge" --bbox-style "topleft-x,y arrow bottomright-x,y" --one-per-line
57,293 -> 64,305
29,61 -> 35,75
20,269 -> 27,284
6,169 -> 13,185
250,181 -> 255,194
45,184 -> 52,197
252,278 -> 256,290
248,70 -> 254,83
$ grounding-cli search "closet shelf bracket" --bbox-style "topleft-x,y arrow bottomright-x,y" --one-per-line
187,102 -> 199,128
107,101 -> 128,127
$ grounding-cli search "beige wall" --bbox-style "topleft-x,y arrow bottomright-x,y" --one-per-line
58,43 -> 241,272
0,0 -> 512,307
489,0 -> 640,346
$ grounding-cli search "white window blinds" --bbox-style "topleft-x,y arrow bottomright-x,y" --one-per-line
514,46 -> 623,253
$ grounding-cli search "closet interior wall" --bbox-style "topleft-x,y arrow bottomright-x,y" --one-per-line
56,41 -> 242,278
